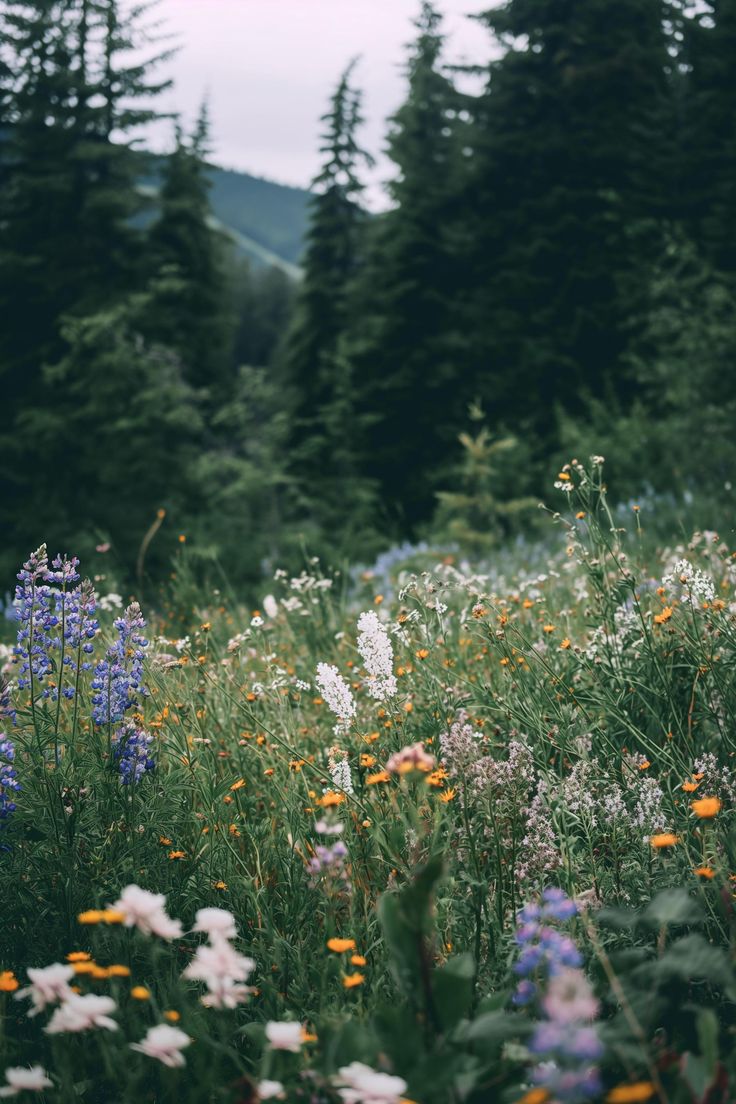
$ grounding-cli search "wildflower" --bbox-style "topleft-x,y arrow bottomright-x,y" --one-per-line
342,972 -> 365,989
130,987 -> 150,1000
439,788 -> 457,803
315,663 -> 356,732
107,965 -> 130,978
694,866 -> 715,879
366,771 -> 390,785
192,908 -> 238,941
182,938 -> 255,1010
0,1066 -> 53,1097
327,938 -> 356,953
334,1062 -> 408,1104
230,778 -> 246,791
605,1085 -> 656,1103
542,970 -> 599,1024
316,791 -> 346,807
163,1009 -> 180,1022
45,993 -> 118,1034
306,839 -> 351,895
663,559 -> 715,605
681,780 -> 698,793
131,1023 -> 192,1068
328,748 -> 354,795
259,1081 -> 285,1100
650,833 -> 679,848
168,850 -> 185,860
66,952 -> 91,963
77,910 -> 106,925
385,743 -> 435,776
653,607 -> 673,624
0,737 -> 20,825
109,885 -> 183,941
351,954 -> 367,967
112,720 -> 155,784
0,972 -> 19,993
91,602 -> 148,727
15,964 -> 74,1016
691,796 -> 722,818
356,611 -> 397,700
265,1021 -> 303,1052
262,595 -> 279,619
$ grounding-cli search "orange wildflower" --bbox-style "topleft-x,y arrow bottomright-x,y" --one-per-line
691,796 -> 722,818
315,792 -> 346,807
342,972 -> 365,989
0,971 -> 19,992
605,1084 -> 656,1103
650,833 -> 679,849
694,866 -> 715,879
327,938 -> 356,953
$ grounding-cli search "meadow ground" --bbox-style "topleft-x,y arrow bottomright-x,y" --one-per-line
1,458 -> 735,1103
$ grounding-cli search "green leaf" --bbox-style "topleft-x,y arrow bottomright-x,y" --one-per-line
432,953 -> 475,1030
454,1010 -> 530,1048
656,934 -> 732,986
643,888 -> 704,929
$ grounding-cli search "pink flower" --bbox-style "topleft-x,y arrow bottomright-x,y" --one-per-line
542,969 -> 600,1024
45,994 -> 118,1034
335,1062 -> 408,1104
192,907 -> 238,941
130,1024 -> 192,1068
14,964 -> 74,1017
385,742 -> 435,776
264,1021 -> 303,1052
182,937 -> 255,1009
0,1066 -> 53,1097
110,885 -> 183,940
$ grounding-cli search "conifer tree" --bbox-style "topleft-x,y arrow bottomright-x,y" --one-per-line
347,2 -> 468,529
146,102 -> 233,391
282,61 -> 377,551
465,0 -> 672,450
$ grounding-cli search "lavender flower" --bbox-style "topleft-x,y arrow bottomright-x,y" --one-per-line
91,603 -> 148,727
0,735 -> 20,824
112,721 -> 155,785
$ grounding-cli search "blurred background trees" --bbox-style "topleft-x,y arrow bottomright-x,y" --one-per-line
1,0 -> 735,590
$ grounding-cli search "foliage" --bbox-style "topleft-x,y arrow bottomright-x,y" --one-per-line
2,460 -> 736,1101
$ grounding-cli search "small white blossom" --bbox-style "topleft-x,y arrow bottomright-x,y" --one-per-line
45,994 -> 118,1034
0,1066 -> 53,1097
315,663 -> 356,728
131,1024 -> 192,1068
265,1021 -> 303,1052
357,611 -> 397,700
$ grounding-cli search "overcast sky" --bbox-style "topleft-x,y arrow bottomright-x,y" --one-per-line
150,0 -> 490,203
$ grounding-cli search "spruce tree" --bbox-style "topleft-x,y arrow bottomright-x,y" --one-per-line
346,2 -> 469,529
282,61 -> 377,552
465,0 -> 672,453
145,103 -> 233,392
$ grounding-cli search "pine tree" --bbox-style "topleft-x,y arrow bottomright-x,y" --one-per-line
681,0 -> 736,271
464,0 -> 672,452
145,102 -> 233,392
282,61 -> 377,551
346,2 -> 469,529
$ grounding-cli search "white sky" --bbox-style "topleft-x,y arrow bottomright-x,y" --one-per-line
149,0 -> 490,202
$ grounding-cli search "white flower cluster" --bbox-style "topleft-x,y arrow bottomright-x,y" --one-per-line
328,747 -> 354,795
316,663 -> 356,732
663,558 -> 716,605
183,907 -> 256,1009
356,611 -> 397,700
13,888 -> 252,1070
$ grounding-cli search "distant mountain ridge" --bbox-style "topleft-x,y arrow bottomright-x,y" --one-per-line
144,156 -> 311,277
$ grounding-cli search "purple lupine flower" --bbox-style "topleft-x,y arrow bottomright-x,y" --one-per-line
14,549 -> 99,703
512,889 -> 602,1103
306,836 -> 351,896
91,602 -> 148,726
0,735 -> 20,824
112,720 -> 155,784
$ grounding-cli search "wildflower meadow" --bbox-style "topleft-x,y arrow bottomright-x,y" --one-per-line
1,458 -> 735,1103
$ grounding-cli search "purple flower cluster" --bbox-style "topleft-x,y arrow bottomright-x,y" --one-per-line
112,720 -> 155,784
0,735 -> 20,824
513,889 -> 602,1103
91,602 -> 148,726
307,821 -> 351,896
14,547 -> 98,702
